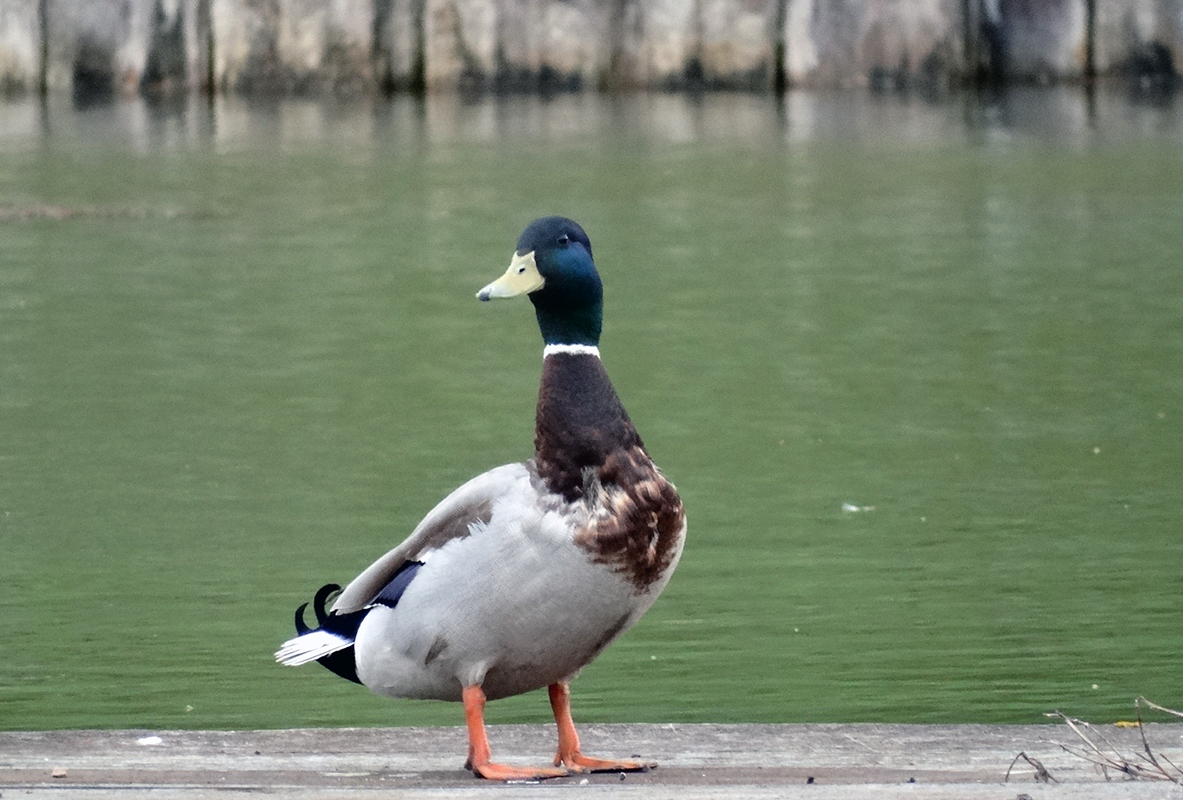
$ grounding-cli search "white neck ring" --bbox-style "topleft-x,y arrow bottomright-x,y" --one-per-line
543,343 -> 601,359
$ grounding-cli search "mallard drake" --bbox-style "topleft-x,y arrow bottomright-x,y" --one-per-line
276,216 -> 686,781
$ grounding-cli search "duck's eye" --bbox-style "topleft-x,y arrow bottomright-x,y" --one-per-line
557,234 -> 570,246
517,265 -> 527,274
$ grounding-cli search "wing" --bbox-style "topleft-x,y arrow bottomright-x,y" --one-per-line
330,462 -> 531,613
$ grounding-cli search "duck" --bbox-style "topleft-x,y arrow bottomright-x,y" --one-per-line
276,216 -> 686,781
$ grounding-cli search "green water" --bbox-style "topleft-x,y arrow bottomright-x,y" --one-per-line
2,90 -> 1182,732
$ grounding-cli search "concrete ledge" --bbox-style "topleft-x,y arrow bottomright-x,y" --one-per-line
2,723 -> 1181,798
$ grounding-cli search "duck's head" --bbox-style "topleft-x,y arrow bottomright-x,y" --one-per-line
478,216 -> 602,347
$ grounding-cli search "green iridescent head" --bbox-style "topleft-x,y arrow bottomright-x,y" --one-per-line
478,217 -> 603,347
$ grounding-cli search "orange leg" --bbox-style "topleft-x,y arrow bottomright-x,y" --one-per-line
549,683 -> 656,772
462,685 -> 569,781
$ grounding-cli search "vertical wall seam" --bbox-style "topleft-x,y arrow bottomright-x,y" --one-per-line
774,0 -> 788,91
38,0 -> 49,94
1083,0 -> 1096,80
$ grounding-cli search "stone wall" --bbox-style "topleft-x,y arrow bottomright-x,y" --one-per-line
0,0 -> 1180,96
1094,0 -> 1183,86
37,0 -> 204,98
784,0 -> 963,90
0,0 -> 39,93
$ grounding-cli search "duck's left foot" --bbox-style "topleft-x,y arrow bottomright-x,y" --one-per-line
547,682 -> 656,773
469,761 -> 570,781
555,751 -> 655,773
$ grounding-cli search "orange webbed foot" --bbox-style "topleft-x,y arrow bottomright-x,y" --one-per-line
470,761 -> 570,781
547,683 -> 656,774
555,751 -> 656,773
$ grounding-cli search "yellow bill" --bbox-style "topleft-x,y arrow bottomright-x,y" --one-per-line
477,251 -> 544,301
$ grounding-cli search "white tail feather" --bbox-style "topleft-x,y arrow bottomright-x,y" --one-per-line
275,630 -> 353,666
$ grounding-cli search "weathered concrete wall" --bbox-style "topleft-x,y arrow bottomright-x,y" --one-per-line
213,0 -> 373,94
783,0 -> 962,89
979,0 -> 1088,82
633,0 -> 776,89
699,0 -> 776,87
418,0 -> 777,92
42,0 -> 203,98
44,0 -> 144,97
1095,0 -> 1183,84
0,0 -> 40,93
373,0 -> 422,91
421,0 -> 614,91
1,0 -> 1182,96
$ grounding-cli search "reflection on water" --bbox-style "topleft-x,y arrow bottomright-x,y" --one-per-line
3,87 -> 1182,153
1,88 -> 1182,732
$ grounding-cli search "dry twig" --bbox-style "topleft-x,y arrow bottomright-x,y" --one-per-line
1138,697 -> 1183,720
1045,699 -> 1183,783
1005,751 -> 1056,783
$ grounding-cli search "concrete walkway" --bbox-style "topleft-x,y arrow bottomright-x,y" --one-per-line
2,723 -> 1181,799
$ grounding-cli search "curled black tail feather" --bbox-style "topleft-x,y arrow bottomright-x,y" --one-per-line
313,583 -> 341,627
292,564 -> 424,686
291,583 -> 364,684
